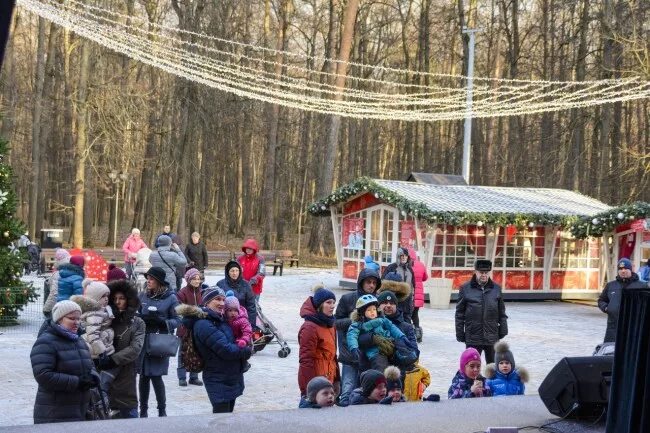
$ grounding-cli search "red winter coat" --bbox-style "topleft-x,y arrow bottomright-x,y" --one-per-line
237,239 -> 265,295
176,285 -> 203,338
408,248 -> 428,308
298,297 -> 339,396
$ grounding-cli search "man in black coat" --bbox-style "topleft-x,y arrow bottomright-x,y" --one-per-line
184,232 -> 209,274
335,268 -> 381,406
598,258 -> 647,343
455,259 -> 508,364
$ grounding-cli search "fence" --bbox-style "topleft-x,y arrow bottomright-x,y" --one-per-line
0,277 -> 46,335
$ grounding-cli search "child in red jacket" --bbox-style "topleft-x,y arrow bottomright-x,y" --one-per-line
237,239 -> 265,297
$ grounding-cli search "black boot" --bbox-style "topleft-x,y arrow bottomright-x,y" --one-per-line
140,406 -> 148,418
158,406 -> 167,417
415,326 -> 423,343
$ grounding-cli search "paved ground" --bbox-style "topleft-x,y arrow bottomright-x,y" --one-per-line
0,268 -> 607,426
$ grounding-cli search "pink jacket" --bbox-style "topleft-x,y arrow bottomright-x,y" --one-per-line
122,235 -> 148,263
229,306 -> 253,347
408,248 -> 429,308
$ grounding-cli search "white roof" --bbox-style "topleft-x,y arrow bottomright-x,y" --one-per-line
374,179 -> 611,217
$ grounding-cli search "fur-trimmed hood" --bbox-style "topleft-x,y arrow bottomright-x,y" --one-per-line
107,279 -> 140,311
70,295 -> 101,313
377,279 -> 412,302
176,304 -> 208,319
484,363 -> 529,383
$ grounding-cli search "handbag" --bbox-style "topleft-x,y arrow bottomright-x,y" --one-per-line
146,323 -> 180,357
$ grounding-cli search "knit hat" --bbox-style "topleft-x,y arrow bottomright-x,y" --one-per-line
106,264 -> 127,282
70,255 -> 85,268
54,248 -> 71,267
201,286 -> 226,306
184,267 -> 201,283
157,235 -> 172,247
312,288 -> 336,310
84,280 -> 110,302
383,272 -> 403,283
475,259 -> 492,272
306,376 -> 333,403
52,300 -> 82,323
224,290 -> 241,311
360,369 -> 386,397
144,267 -> 168,286
460,347 -> 482,373
384,366 -> 402,391
376,290 -> 397,305
494,341 -> 515,369
618,258 -> 632,270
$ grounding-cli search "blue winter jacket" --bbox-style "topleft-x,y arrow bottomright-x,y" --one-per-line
347,317 -> 405,360
56,263 -> 85,302
191,308 -> 251,404
363,256 -> 380,272
486,370 -> 525,396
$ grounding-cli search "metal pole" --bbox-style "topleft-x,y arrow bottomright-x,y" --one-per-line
462,27 -> 479,184
113,182 -> 119,253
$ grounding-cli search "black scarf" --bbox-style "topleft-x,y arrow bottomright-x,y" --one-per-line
305,311 -> 335,328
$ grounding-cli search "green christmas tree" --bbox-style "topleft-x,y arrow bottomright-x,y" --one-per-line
0,138 -> 38,326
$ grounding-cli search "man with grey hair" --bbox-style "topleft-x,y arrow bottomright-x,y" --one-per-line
185,232 -> 209,275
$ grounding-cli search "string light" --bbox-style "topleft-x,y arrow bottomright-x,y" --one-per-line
17,0 -> 650,122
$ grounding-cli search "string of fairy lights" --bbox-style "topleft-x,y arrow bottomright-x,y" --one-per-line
16,0 -> 650,122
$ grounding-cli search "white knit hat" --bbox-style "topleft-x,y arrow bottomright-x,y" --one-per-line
52,300 -> 82,323
84,281 -> 110,302
54,248 -> 71,267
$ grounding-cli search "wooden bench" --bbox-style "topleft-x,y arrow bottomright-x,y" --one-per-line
234,250 -> 284,276
39,248 -> 121,274
206,251 -> 234,270
275,250 -> 299,268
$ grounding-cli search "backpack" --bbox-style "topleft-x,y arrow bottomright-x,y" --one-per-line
180,330 -> 204,373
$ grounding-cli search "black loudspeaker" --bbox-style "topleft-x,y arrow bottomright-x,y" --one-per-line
539,356 -> 613,419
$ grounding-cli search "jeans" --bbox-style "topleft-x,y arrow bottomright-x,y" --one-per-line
212,400 -> 236,413
115,408 -> 138,419
177,350 -> 198,381
466,344 -> 496,364
339,363 -> 359,407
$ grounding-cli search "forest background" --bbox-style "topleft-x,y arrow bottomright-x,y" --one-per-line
0,0 -> 648,258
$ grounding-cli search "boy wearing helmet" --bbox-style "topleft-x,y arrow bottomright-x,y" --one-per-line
347,295 -> 415,372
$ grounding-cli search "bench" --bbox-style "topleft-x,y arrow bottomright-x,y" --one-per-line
234,250 -> 284,276
39,248 -> 121,274
206,251 -> 234,270
275,250 -> 299,268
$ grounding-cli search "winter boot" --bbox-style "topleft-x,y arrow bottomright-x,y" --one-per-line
415,326 -> 423,343
189,378 -> 203,386
140,405 -> 148,418
158,407 -> 167,417
179,379 -> 187,387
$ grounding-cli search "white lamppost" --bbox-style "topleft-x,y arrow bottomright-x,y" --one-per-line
109,170 -> 128,253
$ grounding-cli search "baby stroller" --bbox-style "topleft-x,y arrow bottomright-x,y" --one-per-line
25,243 -> 41,275
252,298 -> 291,358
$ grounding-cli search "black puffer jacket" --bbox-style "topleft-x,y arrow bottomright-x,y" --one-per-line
598,273 -> 646,343
455,276 -> 508,345
184,241 -> 209,271
335,268 -> 381,365
30,321 -> 95,424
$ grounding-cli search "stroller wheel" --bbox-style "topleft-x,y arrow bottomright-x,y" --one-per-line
278,347 -> 290,358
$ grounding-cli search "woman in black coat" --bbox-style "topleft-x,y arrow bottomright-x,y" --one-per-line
31,300 -> 98,424
216,260 -> 257,326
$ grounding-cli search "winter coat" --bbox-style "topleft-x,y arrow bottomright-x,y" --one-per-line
216,262 -> 257,326
228,306 -> 253,346
237,239 -> 266,295
335,268 -> 382,365
347,315 -> 405,360
377,278 -> 414,325
409,253 -> 428,309
30,321 -> 95,424
122,235 -> 147,264
176,285 -> 203,338
154,232 -> 179,249
455,276 -> 508,345
133,248 -> 152,293
106,280 -> 145,410
383,310 -> 419,358
598,273 -> 646,342
403,364 -> 431,401
42,271 -> 60,314
298,398 -> 324,409
349,388 -> 393,405
363,256 -> 380,272
180,305 -> 252,405
382,264 -> 415,323
184,241 -> 209,272
448,371 -> 492,399
56,263 -> 85,302
484,364 -> 527,396
149,245 -> 187,292
298,295 -> 339,396
137,288 -> 180,376
70,295 -> 115,358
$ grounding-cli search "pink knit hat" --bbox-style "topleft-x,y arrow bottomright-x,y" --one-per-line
459,347 -> 481,373
54,248 -> 71,266
224,291 -> 240,311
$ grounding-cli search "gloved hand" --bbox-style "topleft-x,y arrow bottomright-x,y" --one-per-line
241,346 -> 253,360
143,313 -> 166,326
237,339 -> 247,348
352,348 -> 363,364
249,277 -> 258,286
373,335 -> 394,357
379,395 -> 393,405
78,374 -> 95,391
456,334 -> 465,343
98,353 -> 117,370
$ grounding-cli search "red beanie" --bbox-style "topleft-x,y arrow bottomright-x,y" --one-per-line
70,255 -> 85,268
106,264 -> 127,282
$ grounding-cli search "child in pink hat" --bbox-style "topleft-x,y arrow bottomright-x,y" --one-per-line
447,348 -> 492,399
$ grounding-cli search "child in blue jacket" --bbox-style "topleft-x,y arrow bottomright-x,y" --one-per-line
484,341 -> 528,396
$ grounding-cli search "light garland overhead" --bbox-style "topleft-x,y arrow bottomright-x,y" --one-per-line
17,0 -> 650,122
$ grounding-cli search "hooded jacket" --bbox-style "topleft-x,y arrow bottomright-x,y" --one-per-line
403,364 -> 431,401
70,295 -> 115,358
598,272 -> 646,342
30,320 -> 95,424
298,289 -> 339,395
237,239 -> 266,295
335,268 -> 381,365
106,280 -> 145,410
217,261 -> 257,326
149,241 -> 187,292
56,263 -> 85,302
484,363 -> 529,396
455,275 -> 508,345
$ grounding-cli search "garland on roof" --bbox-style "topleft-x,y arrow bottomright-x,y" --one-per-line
308,177 -> 583,228
570,201 -> 650,239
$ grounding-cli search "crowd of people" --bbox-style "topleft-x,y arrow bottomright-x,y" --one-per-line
29,230 -> 634,421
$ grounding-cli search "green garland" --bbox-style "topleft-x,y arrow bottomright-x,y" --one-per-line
570,201 -> 650,239
308,177 -> 583,229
